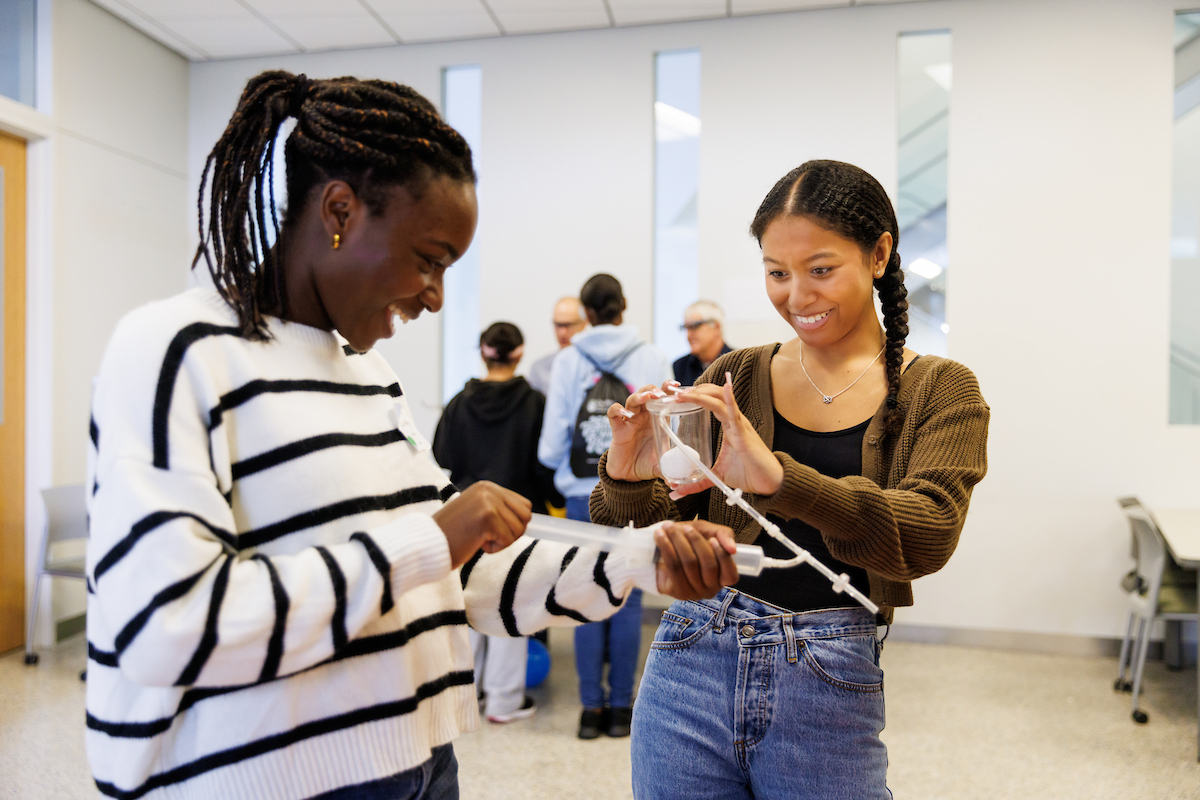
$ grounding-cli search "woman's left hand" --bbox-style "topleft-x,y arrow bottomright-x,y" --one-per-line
654,520 -> 739,600
670,373 -> 784,499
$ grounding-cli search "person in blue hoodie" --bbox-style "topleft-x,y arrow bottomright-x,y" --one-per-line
537,273 -> 671,740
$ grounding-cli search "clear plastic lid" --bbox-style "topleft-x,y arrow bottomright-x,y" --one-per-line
645,398 -> 703,414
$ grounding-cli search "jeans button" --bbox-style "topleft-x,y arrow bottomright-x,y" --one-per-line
740,625 -> 755,637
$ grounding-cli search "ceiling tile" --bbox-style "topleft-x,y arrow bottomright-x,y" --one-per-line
244,0 -> 369,13
731,0 -> 851,14
120,0 -> 248,19
485,0 -> 609,35
368,0 -> 500,42
162,15 -> 299,58
267,15 -> 398,51
607,1 -> 726,27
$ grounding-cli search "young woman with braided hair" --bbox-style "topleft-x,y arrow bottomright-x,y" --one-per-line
85,70 -> 739,800
591,160 -> 990,798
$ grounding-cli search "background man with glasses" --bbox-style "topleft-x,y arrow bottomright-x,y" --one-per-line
528,296 -> 588,394
672,300 -> 732,386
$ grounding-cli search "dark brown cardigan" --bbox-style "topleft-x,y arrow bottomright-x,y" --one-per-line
590,343 -> 990,616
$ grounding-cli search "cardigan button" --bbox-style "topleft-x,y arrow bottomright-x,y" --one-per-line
867,435 -> 878,445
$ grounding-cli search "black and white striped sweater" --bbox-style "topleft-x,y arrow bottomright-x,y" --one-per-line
85,288 -> 656,800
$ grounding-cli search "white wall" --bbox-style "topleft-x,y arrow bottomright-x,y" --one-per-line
187,0 -> 1195,643
36,0 -> 190,633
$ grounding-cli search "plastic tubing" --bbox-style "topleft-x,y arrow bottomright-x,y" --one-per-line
523,515 -> 767,577
656,413 -> 879,615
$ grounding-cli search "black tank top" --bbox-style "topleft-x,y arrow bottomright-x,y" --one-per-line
734,411 -> 873,613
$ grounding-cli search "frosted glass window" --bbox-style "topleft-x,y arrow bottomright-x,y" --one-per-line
654,50 -> 700,358
0,0 -> 36,106
1171,13 -> 1200,424
897,31 -> 950,357
441,65 -> 482,402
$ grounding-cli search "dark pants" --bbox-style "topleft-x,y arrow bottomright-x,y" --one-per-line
567,494 -> 644,709
308,744 -> 458,800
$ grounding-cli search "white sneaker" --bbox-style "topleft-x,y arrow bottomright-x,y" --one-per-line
486,696 -> 537,724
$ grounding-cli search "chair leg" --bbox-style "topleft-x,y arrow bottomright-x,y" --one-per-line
1130,617 -> 1151,724
1115,612 -> 1135,691
23,572 -> 45,666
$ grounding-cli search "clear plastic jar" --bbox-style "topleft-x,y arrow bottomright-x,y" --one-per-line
645,398 -> 712,485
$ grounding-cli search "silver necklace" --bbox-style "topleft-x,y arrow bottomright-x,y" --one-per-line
800,345 -> 886,404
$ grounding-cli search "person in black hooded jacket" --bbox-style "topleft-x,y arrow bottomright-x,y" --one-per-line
433,321 -> 563,724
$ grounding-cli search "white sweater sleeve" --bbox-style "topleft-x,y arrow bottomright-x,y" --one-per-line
459,533 -> 658,637
87,313 -> 452,689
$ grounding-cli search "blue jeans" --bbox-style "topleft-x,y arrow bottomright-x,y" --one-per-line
567,494 -> 644,710
308,744 -> 458,800
631,589 -> 890,800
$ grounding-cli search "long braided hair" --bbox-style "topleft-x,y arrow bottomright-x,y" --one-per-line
749,160 -> 910,435
194,70 -> 476,339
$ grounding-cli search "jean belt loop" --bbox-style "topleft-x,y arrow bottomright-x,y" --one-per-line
783,613 -> 798,663
713,589 -> 737,633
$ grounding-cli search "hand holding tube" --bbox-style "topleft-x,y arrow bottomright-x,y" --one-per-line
653,520 -> 740,600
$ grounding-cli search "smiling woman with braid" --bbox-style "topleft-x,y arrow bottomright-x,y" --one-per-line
591,160 -> 990,799
84,71 -> 739,800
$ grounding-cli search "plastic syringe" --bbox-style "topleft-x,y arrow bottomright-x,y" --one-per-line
524,514 -> 766,577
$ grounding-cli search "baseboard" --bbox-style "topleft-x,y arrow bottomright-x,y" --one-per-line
55,613 -> 85,643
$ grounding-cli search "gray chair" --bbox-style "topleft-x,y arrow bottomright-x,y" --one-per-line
1114,496 -> 1199,723
23,485 -> 88,666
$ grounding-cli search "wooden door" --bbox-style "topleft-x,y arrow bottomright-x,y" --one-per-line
0,132 -> 26,654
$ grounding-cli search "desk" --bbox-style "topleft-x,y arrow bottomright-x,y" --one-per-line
1148,508 -> 1200,761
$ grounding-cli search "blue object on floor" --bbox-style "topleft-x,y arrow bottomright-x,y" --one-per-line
526,637 -> 551,687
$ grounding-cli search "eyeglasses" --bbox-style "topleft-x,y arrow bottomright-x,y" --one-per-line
553,321 -> 584,330
679,319 -> 716,332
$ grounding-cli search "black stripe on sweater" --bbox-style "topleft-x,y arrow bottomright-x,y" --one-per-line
90,415 -> 99,448
231,430 -> 404,482
237,486 -> 442,550
93,511 -> 236,583
207,379 -> 402,432
439,483 -> 459,502
175,556 -> 233,686
593,552 -> 622,607
88,642 -> 119,667
113,557 -> 222,656
316,547 -> 348,652
93,670 -> 475,800
459,549 -> 484,589
545,545 -> 593,625
499,541 -> 537,637
350,533 -> 394,616
252,555 -> 289,683
153,323 -> 244,470
88,610 -> 470,741
87,712 -> 173,739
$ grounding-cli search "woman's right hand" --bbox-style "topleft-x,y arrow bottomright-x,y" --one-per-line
603,383 -> 673,482
432,481 -> 532,568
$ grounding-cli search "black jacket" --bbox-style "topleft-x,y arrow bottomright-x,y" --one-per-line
433,377 -> 564,510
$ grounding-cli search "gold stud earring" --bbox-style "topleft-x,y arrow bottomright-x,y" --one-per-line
332,234 -> 341,250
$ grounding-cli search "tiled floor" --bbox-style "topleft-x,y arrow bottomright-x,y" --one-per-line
2,626 -> 1196,799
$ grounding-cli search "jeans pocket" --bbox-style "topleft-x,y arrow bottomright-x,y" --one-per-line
649,607 -> 712,651
799,634 -> 884,693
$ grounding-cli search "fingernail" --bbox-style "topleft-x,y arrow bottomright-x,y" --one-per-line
617,408 -> 635,418
669,490 -> 684,501
725,371 -> 733,385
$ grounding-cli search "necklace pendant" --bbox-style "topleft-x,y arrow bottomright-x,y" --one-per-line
822,395 -> 833,404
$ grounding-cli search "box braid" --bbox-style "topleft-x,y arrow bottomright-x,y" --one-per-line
749,160 -> 909,435
193,70 -> 476,339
